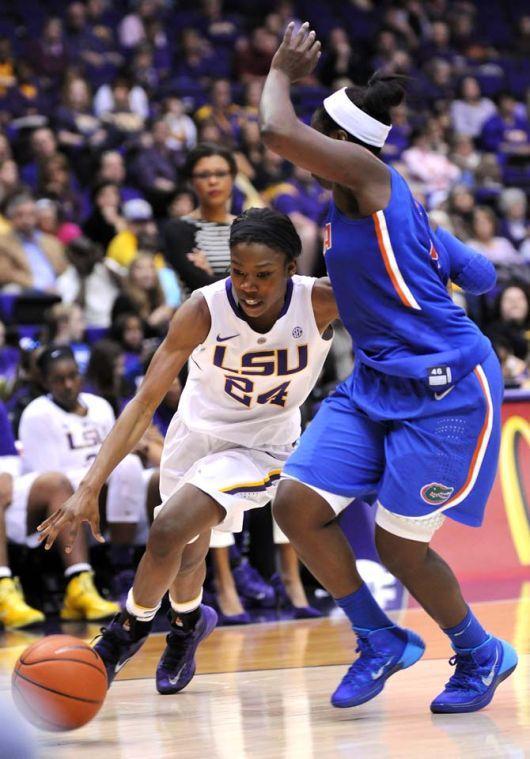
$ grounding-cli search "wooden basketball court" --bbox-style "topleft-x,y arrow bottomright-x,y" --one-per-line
0,592 -> 529,758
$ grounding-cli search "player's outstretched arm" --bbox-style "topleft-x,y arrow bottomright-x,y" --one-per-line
259,22 -> 388,197
435,226 -> 497,295
312,277 -> 339,333
37,294 -> 211,551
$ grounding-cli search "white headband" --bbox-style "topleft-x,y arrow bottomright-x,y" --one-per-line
323,87 -> 391,147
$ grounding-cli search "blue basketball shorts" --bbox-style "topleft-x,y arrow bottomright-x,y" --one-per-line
283,350 -> 502,539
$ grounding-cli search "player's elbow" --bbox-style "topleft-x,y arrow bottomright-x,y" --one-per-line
260,122 -> 290,151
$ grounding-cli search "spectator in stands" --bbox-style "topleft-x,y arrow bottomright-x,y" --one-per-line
132,118 -> 180,213
6,346 -> 46,437
37,154 -> 83,223
109,313 -> 146,389
20,127 -> 59,191
107,198 -> 158,268
402,127 -> 460,205
0,37 -> 15,98
448,133 -> 481,184
0,194 -> 66,292
467,207 -> 521,267
112,252 -> 176,336
161,97 -> 197,152
480,92 -> 530,154
487,303 -> 530,388
94,72 -> 148,136
55,76 -> 109,176
56,236 -> 122,328
498,188 -> 528,250
20,345 -> 146,602
96,150 -> 142,203
195,79 -> 241,149
173,27 -> 218,81
119,0 -> 162,50
319,27 -> 364,88
234,27 -> 277,81
450,77 -> 496,138
0,158 -> 23,206
0,319 -> 19,396
84,338 -> 129,415
27,17 -> 69,91
35,198 -> 82,246
82,181 -> 126,250
107,198 -> 181,307
44,302 -> 90,373
163,143 -> 236,290
0,402 -> 119,628
487,282 -> 530,361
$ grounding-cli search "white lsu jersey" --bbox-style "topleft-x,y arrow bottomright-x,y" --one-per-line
19,392 -> 115,474
177,275 -> 332,448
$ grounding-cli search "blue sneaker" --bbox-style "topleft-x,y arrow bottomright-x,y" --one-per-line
93,613 -> 151,687
430,636 -> 518,713
156,604 -> 218,694
331,625 -> 425,708
233,561 -> 276,608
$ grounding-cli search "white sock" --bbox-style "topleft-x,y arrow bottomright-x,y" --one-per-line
125,588 -> 161,622
64,563 -> 92,579
0,567 -> 12,579
169,590 -> 203,614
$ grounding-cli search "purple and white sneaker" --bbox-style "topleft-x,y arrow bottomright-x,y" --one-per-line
156,604 -> 218,695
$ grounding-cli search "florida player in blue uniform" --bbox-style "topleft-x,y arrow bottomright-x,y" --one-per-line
260,23 -> 518,714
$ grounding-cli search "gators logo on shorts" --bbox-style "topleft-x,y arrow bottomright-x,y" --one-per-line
420,482 -> 454,505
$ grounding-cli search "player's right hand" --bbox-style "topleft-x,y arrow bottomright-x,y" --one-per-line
37,486 -> 105,553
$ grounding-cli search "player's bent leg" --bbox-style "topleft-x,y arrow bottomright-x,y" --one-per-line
273,481 -> 425,708
156,533 -> 218,695
375,515 -> 517,713
94,485 -> 225,687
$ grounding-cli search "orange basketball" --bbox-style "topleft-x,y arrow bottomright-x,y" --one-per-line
11,634 -> 108,732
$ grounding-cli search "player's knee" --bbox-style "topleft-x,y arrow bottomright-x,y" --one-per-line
147,511 -> 188,559
272,488 -> 305,537
375,529 -> 426,578
35,472 -> 73,500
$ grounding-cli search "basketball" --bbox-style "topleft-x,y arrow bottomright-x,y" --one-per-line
11,635 -> 108,732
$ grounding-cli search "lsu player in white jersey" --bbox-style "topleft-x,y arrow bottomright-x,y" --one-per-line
19,347 -> 149,600
38,208 -> 338,693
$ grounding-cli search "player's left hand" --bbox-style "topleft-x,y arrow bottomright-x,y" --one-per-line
271,21 -> 322,83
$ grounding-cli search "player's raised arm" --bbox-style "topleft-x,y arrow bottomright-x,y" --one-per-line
37,293 -> 211,550
259,22 -> 389,199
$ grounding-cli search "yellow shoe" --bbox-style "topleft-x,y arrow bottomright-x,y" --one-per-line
0,577 -> 45,629
60,571 -> 120,621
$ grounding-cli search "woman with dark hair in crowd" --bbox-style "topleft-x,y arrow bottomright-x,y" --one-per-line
486,282 -> 530,384
109,312 -> 147,391
37,153 -> 83,222
112,252 -> 176,336
162,142 -> 237,291
82,181 -> 126,249
84,338 -> 128,416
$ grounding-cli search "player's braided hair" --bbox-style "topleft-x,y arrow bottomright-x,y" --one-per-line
229,207 -> 302,261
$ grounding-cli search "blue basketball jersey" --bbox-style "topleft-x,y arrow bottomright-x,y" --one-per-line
323,166 -> 491,388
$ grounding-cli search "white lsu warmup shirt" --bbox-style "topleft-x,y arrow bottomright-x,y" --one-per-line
177,275 -> 332,448
19,392 -> 115,474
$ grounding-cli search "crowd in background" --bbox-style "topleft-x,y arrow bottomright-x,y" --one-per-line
0,0 -> 529,627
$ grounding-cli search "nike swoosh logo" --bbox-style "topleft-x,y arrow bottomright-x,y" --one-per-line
481,647 -> 499,687
216,333 -> 240,342
114,658 -> 131,674
371,665 -> 386,680
434,386 -> 455,401
168,663 -> 187,685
